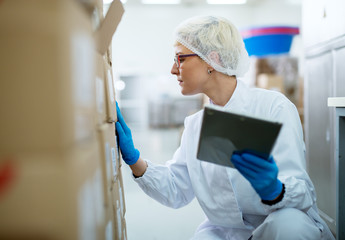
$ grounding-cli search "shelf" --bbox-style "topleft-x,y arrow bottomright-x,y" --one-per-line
328,97 -> 345,107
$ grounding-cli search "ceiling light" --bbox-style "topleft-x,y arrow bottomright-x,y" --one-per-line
104,0 -> 127,4
142,0 -> 181,4
115,80 -> 126,91
207,0 -> 247,4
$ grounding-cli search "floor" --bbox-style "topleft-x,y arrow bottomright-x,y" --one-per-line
121,125 -> 205,240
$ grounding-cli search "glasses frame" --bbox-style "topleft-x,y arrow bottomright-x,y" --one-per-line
174,54 -> 198,68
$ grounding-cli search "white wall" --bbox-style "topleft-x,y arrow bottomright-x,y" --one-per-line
112,2 -> 302,78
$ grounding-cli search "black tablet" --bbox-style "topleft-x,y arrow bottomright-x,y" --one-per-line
196,106 -> 282,167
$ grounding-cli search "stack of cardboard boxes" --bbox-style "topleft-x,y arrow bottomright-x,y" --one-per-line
253,56 -> 304,127
254,56 -> 299,103
0,0 -> 126,239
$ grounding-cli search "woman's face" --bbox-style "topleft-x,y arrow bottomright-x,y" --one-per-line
171,44 -> 209,95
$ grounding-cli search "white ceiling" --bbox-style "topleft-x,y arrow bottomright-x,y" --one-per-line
119,0 -> 301,5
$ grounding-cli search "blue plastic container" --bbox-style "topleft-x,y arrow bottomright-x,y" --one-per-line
241,26 -> 299,57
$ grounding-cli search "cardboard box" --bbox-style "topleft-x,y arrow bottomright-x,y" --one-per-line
122,220 -> 127,240
117,170 -> 126,216
95,53 -> 108,125
0,0 -> 125,153
97,123 -> 118,207
107,123 -> 120,182
114,128 -> 121,169
95,0 -> 124,56
0,0 -> 126,239
107,45 -> 113,66
111,177 -> 125,218
96,3 -> 122,137
113,199 -> 123,240
113,135 -> 121,180
97,199 -> 116,240
79,0 -> 103,22
95,52 -> 118,125
0,0 -> 96,154
104,219 -> 114,240
257,73 -> 285,94
104,61 -> 117,123
109,177 -> 128,240
0,139 -> 101,239
97,181 -> 118,240
254,56 -> 299,104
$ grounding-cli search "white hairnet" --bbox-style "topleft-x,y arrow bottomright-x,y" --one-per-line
174,16 -> 250,77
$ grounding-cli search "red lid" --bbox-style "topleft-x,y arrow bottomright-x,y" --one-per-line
241,26 -> 299,39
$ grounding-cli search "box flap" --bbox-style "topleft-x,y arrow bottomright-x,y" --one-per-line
95,0 -> 124,55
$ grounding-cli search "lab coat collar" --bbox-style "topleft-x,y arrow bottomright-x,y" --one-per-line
209,79 -> 249,111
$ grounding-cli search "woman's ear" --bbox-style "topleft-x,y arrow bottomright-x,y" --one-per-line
207,65 -> 215,74
208,51 -> 221,66
206,64 -> 215,73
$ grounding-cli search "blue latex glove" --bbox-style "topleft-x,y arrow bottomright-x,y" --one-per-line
115,102 -> 140,165
231,152 -> 283,201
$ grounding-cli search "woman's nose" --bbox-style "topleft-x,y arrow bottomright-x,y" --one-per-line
171,63 -> 179,75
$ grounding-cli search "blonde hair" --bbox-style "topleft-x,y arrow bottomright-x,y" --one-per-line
173,41 -> 182,47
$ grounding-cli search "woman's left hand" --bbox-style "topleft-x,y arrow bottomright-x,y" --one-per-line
231,152 -> 283,201
115,102 -> 140,165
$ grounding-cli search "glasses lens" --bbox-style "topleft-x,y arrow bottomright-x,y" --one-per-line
174,55 -> 179,68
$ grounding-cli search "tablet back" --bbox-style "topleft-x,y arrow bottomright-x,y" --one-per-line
197,106 -> 282,167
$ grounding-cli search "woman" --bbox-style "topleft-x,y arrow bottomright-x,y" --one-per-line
115,16 -> 334,240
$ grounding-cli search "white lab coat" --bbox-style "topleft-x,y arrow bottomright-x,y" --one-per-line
134,80 -> 334,240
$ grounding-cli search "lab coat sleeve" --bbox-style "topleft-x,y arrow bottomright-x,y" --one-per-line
263,100 -> 316,212
133,118 -> 195,209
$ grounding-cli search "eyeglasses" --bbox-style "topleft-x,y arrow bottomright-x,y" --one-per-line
174,54 -> 198,68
